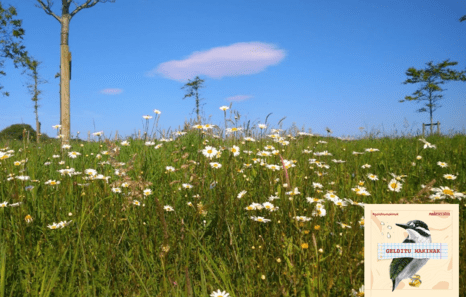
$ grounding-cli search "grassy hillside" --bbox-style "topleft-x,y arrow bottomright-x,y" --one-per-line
0,126 -> 464,296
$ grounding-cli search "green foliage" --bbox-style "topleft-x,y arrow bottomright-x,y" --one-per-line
0,123 -> 49,141
0,2 -> 29,97
399,59 -> 466,123
23,58 -> 48,103
181,76 -> 206,123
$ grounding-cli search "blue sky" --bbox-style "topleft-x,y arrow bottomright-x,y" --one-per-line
1,0 -> 465,139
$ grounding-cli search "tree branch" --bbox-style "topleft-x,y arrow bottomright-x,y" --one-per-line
35,0 -> 61,23
70,0 -> 100,18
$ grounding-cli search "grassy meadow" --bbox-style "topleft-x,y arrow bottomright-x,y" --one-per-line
0,119 -> 465,296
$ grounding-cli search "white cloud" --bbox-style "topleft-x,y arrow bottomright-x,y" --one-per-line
100,88 -> 123,95
149,42 -> 286,81
226,95 -> 253,102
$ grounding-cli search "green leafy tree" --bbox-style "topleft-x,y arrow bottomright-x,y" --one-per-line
22,58 -> 48,143
181,76 -> 205,123
400,59 -> 466,135
0,2 -> 29,96
35,0 -> 116,144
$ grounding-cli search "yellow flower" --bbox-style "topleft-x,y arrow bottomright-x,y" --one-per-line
25,215 -> 33,223
301,243 -> 309,249
314,225 -> 320,230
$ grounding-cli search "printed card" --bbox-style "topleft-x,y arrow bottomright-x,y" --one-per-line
364,204 -> 459,296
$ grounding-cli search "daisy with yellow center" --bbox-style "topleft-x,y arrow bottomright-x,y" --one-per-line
431,186 -> 464,199
437,161 -> 448,168
251,216 -> 271,223
226,127 -> 242,133
25,214 -> 33,223
429,193 -> 444,200
312,207 -> 327,217
367,174 -> 378,181
266,164 -> 280,171
359,217 -> 365,227
306,197 -> 323,204
443,174 -> 457,180
202,146 -> 218,159
48,223 -> 59,229
388,179 -> 402,192
259,151 -> 271,157
164,205 -> 174,212
230,145 -> 240,156
210,162 -> 222,169
45,180 -> 60,186
324,192 -> 338,201
334,199 -> 348,207
202,124 -> 215,130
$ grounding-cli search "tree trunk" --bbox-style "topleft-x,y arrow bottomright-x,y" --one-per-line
36,120 -> 40,144
60,14 -> 71,144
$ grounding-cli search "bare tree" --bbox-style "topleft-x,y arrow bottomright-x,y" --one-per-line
23,58 -> 48,143
35,0 -> 115,144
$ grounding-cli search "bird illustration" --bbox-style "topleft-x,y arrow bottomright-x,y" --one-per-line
390,220 -> 431,291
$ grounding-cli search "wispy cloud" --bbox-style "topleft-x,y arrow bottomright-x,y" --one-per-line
149,42 -> 286,81
100,88 -> 123,95
226,95 -> 253,102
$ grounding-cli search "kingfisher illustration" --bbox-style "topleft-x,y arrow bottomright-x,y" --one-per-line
390,220 -> 431,291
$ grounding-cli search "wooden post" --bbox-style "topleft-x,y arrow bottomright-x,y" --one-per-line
437,121 -> 440,135
138,130 -> 141,139
115,130 -> 118,141
87,131 -> 90,142
36,122 -> 41,144
60,44 -> 71,144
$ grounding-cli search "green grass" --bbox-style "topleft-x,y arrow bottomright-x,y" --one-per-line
0,125 -> 464,296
